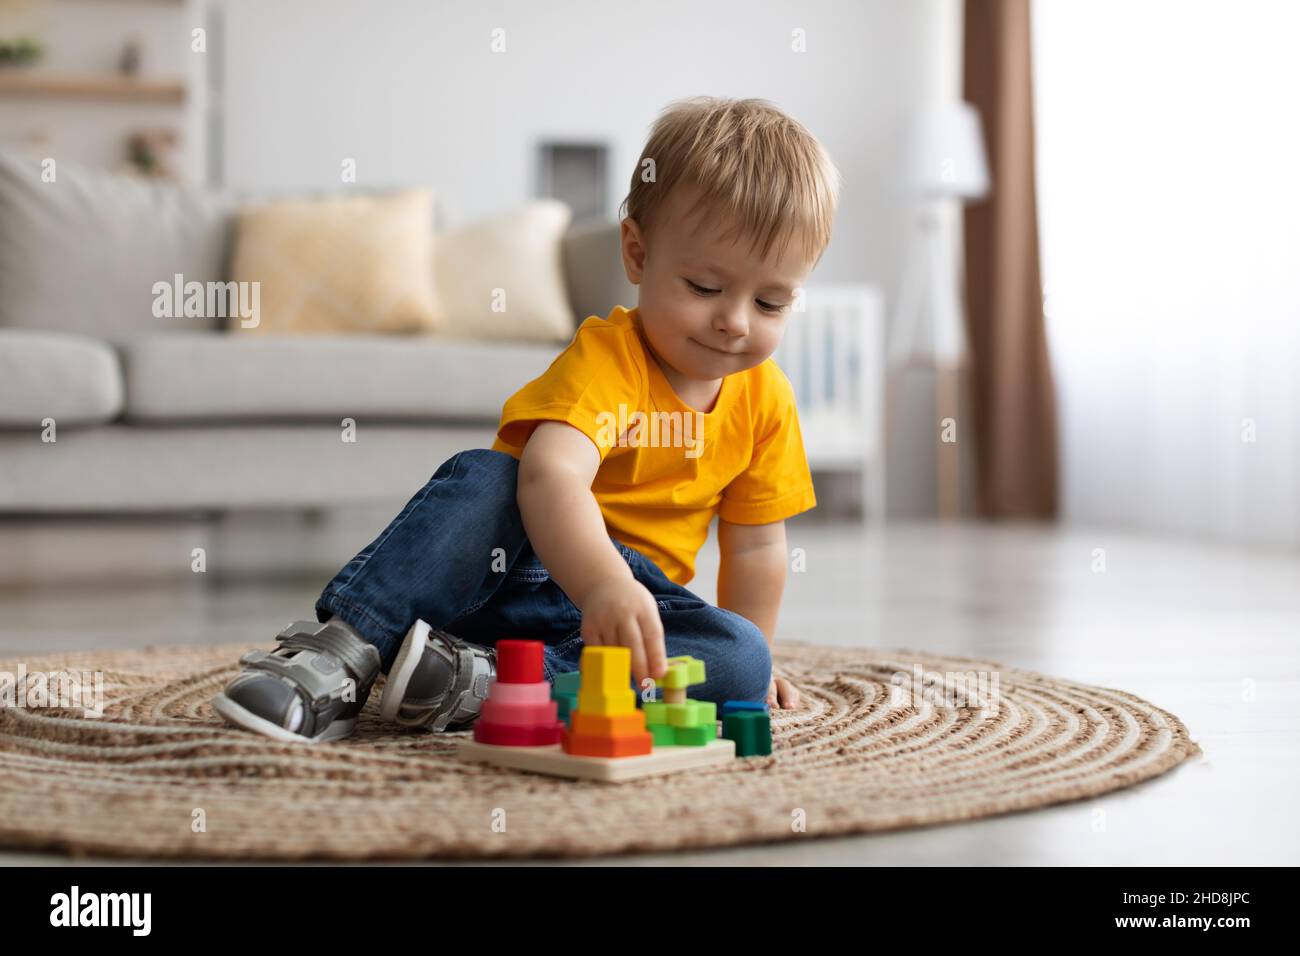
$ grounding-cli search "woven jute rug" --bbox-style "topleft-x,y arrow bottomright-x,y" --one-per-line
0,642 -> 1201,861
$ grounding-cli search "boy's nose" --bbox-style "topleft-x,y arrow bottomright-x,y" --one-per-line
713,306 -> 748,338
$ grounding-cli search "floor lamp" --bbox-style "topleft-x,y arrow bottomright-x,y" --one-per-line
889,102 -> 990,520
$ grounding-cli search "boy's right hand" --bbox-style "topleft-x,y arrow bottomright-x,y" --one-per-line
577,575 -> 667,688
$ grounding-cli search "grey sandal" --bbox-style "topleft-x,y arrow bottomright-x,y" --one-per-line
380,619 -> 497,732
211,619 -> 381,744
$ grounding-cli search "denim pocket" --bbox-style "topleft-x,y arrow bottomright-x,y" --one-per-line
655,595 -> 709,613
504,561 -> 551,591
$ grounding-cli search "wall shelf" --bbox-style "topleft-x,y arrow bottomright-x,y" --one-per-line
0,72 -> 186,103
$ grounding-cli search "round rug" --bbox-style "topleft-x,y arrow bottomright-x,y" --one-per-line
0,642 -> 1201,860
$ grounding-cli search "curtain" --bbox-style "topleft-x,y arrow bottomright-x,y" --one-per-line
961,0 -> 1059,518
1032,0 -> 1300,546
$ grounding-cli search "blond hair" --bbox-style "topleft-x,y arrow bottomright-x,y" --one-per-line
619,96 -> 841,266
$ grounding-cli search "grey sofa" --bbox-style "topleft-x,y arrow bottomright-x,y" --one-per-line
0,151 -> 635,513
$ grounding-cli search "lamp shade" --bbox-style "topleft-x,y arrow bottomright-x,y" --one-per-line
903,102 -> 991,200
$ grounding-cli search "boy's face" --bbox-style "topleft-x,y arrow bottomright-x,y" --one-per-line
621,185 -> 816,384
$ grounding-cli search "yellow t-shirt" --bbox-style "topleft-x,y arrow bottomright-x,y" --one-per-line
491,304 -> 816,586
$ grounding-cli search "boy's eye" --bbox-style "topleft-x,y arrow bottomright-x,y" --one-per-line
687,280 -> 786,314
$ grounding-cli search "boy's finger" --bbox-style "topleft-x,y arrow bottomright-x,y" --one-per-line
638,605 -> 667,679
581,619 -> 605,647
628,633 -> 649,690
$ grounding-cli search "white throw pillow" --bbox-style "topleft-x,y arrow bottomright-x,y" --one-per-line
433,200 -> 576,342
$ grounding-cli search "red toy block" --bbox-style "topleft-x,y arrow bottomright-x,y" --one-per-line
473,719 -> 564,746
495,639 -> 543,684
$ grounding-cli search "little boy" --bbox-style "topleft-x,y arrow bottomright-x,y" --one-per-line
212,96 -> 841,743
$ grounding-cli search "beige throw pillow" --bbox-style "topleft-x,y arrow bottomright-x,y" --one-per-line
228,189 -> 442,334
432,199 -> 576,342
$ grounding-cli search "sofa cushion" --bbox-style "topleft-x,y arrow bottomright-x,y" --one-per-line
228,189 -> 444,335
0,330 -> 124,427
561,220 -> 639,329
117,332 -> 563,423
433,200 -> 575,342
0,149 -> 233,336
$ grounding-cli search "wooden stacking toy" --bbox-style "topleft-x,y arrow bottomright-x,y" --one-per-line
642,655 -> 717,746
471,639 -> 565,746
562,646 -> 653,757
457,642 -> 735,782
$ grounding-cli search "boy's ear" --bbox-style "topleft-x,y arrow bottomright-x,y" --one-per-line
620,218 -> 647,285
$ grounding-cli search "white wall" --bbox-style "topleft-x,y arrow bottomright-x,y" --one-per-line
217,0 -> 960,516
219,1 -> 952,333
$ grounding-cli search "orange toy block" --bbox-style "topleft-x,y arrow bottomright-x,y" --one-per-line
563,729 -> 653,757
569,710 -> 649,738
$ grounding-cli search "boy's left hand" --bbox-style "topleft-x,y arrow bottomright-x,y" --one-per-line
767,676 -> 800,710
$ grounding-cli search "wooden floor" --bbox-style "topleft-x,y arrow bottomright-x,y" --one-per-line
1,511 -> 1296,865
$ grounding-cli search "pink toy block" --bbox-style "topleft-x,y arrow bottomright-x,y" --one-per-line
485,680 -> 554,705
481,698 -> 560,727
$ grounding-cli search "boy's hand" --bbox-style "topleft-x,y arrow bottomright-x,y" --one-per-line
578,575 -> 667,687
768,676 -> 800,710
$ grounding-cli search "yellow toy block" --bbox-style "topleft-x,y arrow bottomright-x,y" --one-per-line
575,689 -> 637,717
579,646 -> 633,697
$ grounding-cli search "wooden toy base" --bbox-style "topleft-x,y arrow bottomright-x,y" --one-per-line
456,737 -> 736,782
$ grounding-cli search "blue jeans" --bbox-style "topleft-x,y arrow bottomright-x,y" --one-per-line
314,448 -> 771,705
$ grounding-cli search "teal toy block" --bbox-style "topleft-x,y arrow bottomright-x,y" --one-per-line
552,671 -> 581,694
722,710 -> 771,756
551,690 -> 579,725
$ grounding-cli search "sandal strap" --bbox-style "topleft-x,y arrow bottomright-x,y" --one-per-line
236,621 -> 380,708
427,635 -> 493,731
276,620 -> 381,685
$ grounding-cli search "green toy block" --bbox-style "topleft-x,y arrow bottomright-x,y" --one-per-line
552,671 -> 581,694
642,701 -> 668,725
664,699 -> 716,728
658,655 -> 706,689
722,711 -> 771,756
670,722 -> 716,746
664,702 -> 692,727
658,662 -> 690,690
649,723 -> 678,746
